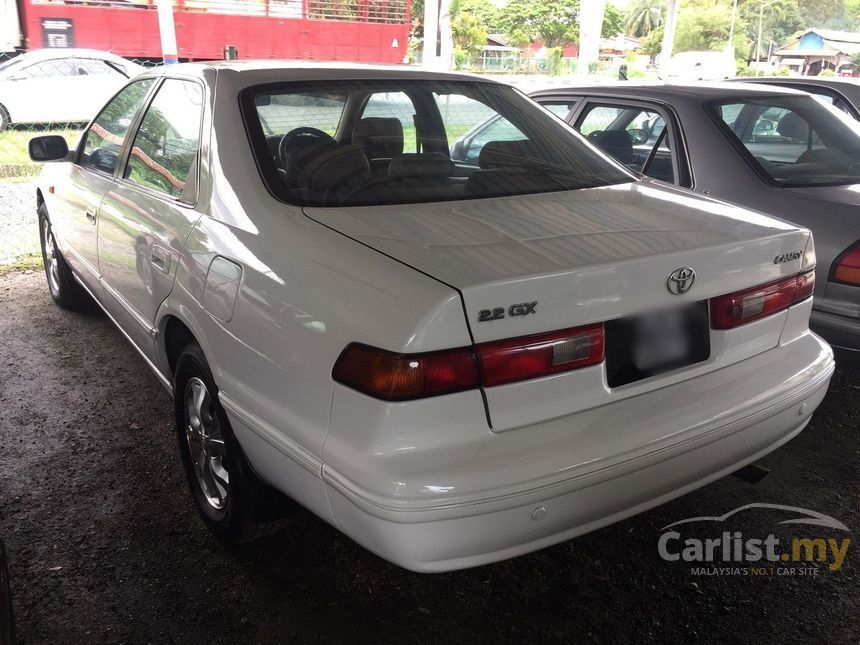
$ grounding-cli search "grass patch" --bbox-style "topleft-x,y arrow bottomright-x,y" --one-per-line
0,253 -> 43,275
0,128 -> 83,166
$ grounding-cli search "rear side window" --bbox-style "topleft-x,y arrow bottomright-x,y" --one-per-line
75,58 -> 123,77
125,79 -> 204,201
22,59 -> 77,78
540,101 -> 578,119
576,102 -> 675,184
79,78 -> 155,175
359,92 -> 419,153
710,96 -> 860,187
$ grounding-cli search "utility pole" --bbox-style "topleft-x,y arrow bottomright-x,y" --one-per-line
422,0 -> 453,70
659,0 -> 680,72
577,0 -> 605,76
156,0 -> 178,65
756,0 -> 780,76
728,0 -> 738,50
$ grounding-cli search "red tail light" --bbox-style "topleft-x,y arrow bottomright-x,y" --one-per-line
333,324 -> 605,400
332,344 -> 480,401
831,241 -> 860,286
477,324 -> 605,387
710,270 -> 815,330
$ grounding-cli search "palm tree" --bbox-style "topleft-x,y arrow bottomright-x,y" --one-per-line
624,0 -> 666,38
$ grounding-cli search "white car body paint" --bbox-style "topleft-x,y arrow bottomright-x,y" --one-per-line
36,62 -> 834,572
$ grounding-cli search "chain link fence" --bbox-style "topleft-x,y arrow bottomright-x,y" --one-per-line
0,51 -> 160,263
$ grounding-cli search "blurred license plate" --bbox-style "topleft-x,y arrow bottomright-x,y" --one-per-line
605,302 -> 710,387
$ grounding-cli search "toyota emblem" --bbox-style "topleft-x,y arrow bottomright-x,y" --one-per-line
667,267 -> 695,295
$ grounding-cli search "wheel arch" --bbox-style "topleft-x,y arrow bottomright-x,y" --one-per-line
161,314 -> 199,377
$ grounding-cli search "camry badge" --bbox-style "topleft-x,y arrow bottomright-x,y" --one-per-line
667,267 -> 695,295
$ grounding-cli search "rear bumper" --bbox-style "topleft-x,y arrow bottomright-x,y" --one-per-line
322,332 -> 835,572
810,308 -> 860,354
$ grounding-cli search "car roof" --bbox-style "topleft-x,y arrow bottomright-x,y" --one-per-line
14,48 -> 130,62
140,60 -> 503,85
731,76 -> 860,89
530,80 -> 808,102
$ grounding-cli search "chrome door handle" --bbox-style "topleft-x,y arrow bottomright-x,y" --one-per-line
151,246 -> 171,274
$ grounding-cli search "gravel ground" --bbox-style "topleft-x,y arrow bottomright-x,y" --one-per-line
0,182 -> 38,264
0,269 -> 858,644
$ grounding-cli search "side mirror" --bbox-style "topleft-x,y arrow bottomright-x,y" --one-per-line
29,135 -> 70,162
450,139 -> 466,162
628,128 -> 649,145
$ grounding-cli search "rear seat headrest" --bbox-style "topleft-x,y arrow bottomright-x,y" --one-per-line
352,117 -> 404,159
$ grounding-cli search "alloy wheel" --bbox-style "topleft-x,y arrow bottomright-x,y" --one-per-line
43,221 -> 60,297
184,377 -> 230,511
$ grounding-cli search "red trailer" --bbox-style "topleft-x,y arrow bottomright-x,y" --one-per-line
19,0 -> 410,63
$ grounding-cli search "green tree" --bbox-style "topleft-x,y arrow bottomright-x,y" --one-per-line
736,0 -> 801,58
624,0 -> 665,37
673,0 -> 750,59
602,3 -> 625,37
500,0 -> 580,47
451,11 -> 489,58
640,23 -> 664,57
451,0 -> 504,32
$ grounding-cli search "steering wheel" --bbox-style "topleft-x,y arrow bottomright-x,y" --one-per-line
278,127 -> 336,169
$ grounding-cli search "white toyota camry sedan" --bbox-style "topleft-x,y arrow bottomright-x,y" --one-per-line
29,62 -> 834,572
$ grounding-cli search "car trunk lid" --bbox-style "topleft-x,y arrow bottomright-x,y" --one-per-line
306,181 -> 811,428
306,181 -> 809,341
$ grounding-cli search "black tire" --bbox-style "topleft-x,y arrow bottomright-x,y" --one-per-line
0,105 -> 9,131
174,342 -> 293,543
38,202 -> 88,309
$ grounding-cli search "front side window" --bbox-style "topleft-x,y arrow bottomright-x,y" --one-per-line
79,78 -> 155,175
243,80 -> 633,207
125,79 -> 204,200
576,103 -> 674,182
711,96 -> 860,187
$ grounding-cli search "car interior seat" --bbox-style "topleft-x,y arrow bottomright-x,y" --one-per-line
352,117 -> 404,176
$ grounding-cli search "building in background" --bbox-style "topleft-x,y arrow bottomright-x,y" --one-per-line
773,29 -> 860,76
7,0 -> 409,63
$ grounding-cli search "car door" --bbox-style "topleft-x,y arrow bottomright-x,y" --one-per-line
97,77 -> 206,359
5,58 -> 78,123
49,78 -> 156,288
571,98 -> 691,187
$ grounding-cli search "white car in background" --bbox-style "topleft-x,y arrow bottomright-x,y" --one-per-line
661,51 -> 735,81
29,63 -> 834,572
0,48 -> 143,129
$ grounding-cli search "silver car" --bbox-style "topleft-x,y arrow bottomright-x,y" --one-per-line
527,82 -> 860,359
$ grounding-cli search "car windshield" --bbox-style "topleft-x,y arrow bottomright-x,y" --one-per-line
709,95 -> 860,187
243,80 -> 633,207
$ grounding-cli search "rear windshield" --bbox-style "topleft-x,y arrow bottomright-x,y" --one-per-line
708,95 -> 860,187
242,80 -> 633,207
